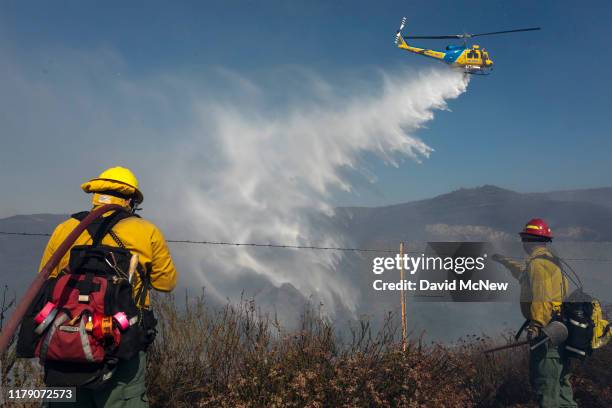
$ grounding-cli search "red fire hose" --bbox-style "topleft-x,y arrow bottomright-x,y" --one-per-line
0,204 -> 123,354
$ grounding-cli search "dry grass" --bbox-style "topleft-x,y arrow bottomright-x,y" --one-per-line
146,294 -> 612,408
147,293 -> 475,407
2,291 -> 610,407
1,286 -> 44,408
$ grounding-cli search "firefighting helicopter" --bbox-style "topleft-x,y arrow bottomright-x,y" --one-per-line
394,17 -> 540,75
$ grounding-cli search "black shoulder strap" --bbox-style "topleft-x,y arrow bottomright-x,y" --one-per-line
71,209 -> 134,247
72,209 -> 152,308
135,264 -> 153,309
73,210 -> 152,308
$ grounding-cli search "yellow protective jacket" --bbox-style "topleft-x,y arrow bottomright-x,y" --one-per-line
39,206 -> 177,307
496,246 -> 568,327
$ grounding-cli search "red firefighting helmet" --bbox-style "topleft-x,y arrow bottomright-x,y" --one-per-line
520,218 -> 553,239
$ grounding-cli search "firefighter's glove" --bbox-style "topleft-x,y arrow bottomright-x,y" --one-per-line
526,323 -> 542,341
492,254 -> 509,266
491,254 -> 506,264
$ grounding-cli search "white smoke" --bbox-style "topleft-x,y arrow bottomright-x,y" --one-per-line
426,224 -> 514,242
160,68 -> 470,313
0,41 -> 468,313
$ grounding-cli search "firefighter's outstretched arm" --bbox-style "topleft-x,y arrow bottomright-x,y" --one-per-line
491,253 -> 525,280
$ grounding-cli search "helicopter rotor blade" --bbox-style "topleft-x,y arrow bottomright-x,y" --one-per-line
470,27 -> 541,37
403,35 -> 462,39
403,27 -> 540,40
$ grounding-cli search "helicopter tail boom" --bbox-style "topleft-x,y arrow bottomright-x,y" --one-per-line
394,17 -> 448,62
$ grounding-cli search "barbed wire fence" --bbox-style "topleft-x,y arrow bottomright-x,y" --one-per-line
2,231 -> 612,262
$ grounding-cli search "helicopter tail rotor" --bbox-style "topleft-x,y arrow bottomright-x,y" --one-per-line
395,17 -> 407,45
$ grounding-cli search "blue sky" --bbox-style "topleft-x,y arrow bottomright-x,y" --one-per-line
1,0 -> 611,215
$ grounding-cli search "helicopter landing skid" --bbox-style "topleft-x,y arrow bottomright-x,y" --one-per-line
463,66 -> 491,76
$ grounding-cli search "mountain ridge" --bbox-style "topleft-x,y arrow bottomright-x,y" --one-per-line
2,184 -> 612,340
341,185 -> 612,211
2,185 -> 612,225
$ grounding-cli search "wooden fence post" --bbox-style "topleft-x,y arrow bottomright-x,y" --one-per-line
400,241 -> 407,352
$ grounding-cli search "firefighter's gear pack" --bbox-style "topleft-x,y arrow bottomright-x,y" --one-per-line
17,210 -> 157,389
562,288 -> 611,358
513,253 -> 611,359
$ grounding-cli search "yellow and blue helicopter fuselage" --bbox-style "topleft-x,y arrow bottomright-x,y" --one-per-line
396,36 -> 494,75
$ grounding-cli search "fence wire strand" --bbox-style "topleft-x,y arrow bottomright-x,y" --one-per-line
2,230 -> 612,262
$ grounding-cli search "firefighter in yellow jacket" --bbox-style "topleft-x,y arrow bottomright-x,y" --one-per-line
41,167 -> 177,408
493,218 -> 576,408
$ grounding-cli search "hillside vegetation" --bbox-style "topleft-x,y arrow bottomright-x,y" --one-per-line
2,294 -> 611,407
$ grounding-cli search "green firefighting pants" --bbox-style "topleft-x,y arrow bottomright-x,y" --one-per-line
46,351 -> 147,408
529,343 -> 577,408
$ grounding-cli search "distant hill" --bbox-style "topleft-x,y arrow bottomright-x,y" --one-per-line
0,213 -> 67,233
530,187 -> 612,209
2,186 -> 611,340
336,185 -> 612,243
0,214 -> 67,293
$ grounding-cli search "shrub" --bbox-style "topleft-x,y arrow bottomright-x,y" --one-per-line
2,291 -> 610,407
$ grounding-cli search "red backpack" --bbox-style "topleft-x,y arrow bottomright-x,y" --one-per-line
17,210 -> 157,389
